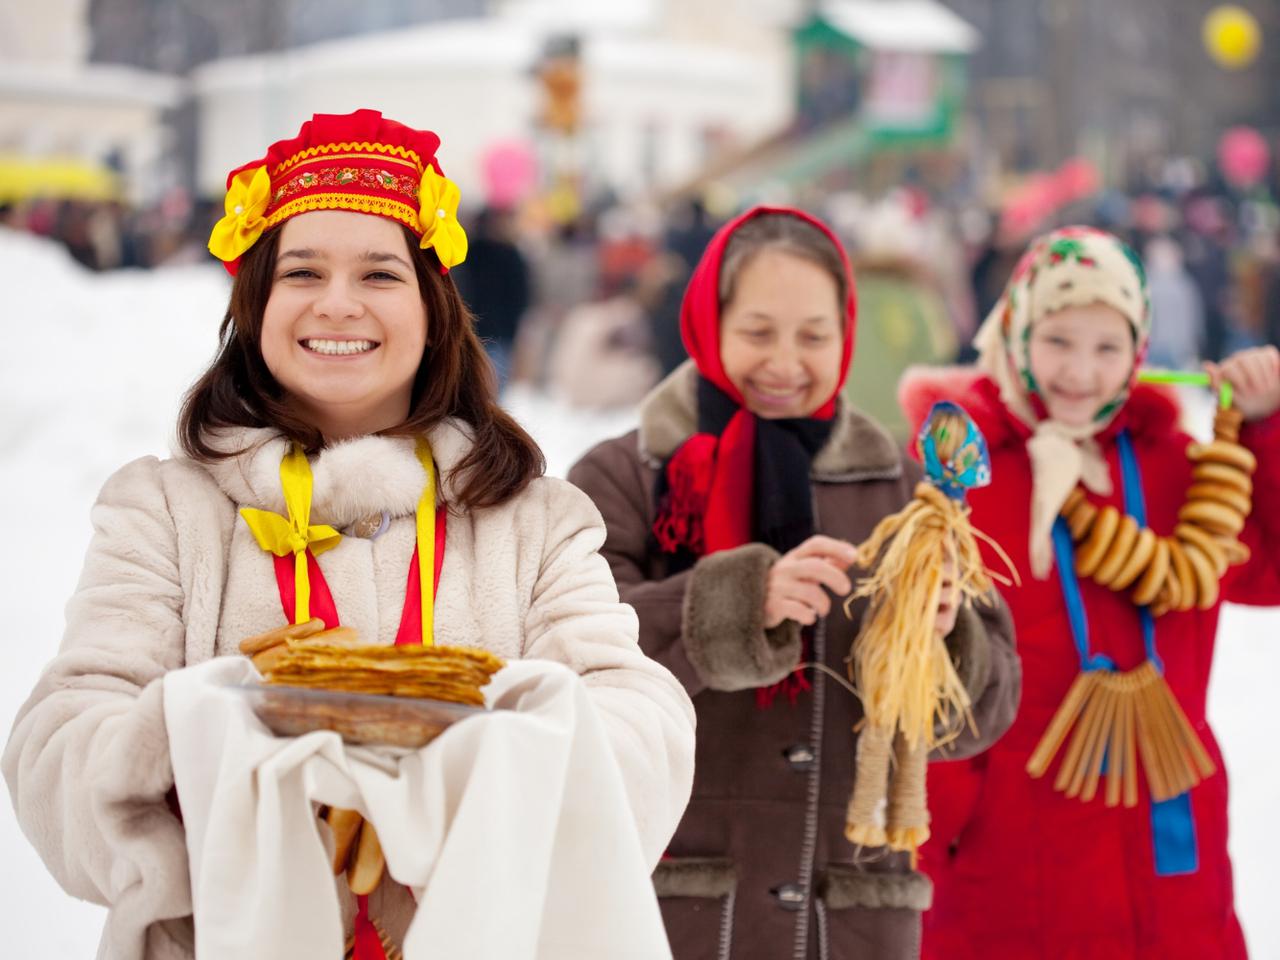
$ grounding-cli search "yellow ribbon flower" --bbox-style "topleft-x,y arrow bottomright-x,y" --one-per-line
208,165 -> 272,263
418,166 -> 468,270
239,445 -> 341,624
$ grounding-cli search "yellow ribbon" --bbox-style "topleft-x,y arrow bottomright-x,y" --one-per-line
240,445 -> 342,624
417,167 -> 468,270
413,438 -> 436,647
240,439 -> 439,645
208,165 -> 272,263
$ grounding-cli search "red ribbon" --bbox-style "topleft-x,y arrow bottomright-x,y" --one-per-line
266,507 -> 447,960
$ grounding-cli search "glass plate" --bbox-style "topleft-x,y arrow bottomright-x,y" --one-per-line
232,683 -> 487,749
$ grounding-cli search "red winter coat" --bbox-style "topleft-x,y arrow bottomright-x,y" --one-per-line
900,370 -> 1280,960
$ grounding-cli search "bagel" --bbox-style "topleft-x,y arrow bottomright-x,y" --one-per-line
1178,499 -> 1245,537
1075,505 -> 1120,578
1130,536 -> 1170,606
1165,538 -> 1197,612
1095,515 -> 1141,586
1111,527 -> 1158,590
1180,541 -> 1220,610
1062,487 -> 1086,516
1067,499 -> 1098,541
1219,536 -> 1251,566
348,821 -> 386,896
1191,462 -> 1252,496
1187,440 -> 1256,474
1151,551 -> 1181,612
1185,482 -> 1252,517
1166,559 -> 1183,609
1150,571 -> 1176,617
238,617 -> 326,656
326,807 -> 363,875
1213,406 -> 1244,443
1175,522 -> 1228,576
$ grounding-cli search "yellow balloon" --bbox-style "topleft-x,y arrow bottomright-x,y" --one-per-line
1204,5 -> 1262,69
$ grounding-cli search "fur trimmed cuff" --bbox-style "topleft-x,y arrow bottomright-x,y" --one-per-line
817,864 -> 933,911
653,856 -> 737,899
682,543 -> 802,692
946,604 -> 992,704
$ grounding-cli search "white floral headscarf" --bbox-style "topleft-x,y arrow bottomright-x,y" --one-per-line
972,226 -> 1151,578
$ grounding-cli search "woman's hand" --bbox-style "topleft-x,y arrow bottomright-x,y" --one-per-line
763,535 -> 859,629
1206,346 -> 1280,422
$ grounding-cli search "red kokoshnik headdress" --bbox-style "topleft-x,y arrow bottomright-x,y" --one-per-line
207,109 -> 467,275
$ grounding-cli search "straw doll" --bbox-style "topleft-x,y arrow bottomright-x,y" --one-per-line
844,401 -> 1014,854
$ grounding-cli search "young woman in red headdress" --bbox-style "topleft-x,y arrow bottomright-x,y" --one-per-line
568,207 -> 1021,960
3,110 -> 695,960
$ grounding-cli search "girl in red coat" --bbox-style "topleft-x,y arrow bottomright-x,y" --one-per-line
901,225 -> 1280,959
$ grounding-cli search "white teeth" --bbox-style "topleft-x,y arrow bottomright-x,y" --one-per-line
303,339 -> 377,356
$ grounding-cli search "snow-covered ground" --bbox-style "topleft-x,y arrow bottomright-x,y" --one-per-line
0,228 -> 1276,952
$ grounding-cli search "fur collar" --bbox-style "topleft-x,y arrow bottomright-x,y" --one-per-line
190,419 -> 476,527
898,366 -> 1184,453
638,361 -> 902,481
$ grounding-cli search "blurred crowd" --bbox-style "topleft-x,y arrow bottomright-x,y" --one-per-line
0,192 -> 221,271
456,156 -> 1280,438
6,156 -> 1280,439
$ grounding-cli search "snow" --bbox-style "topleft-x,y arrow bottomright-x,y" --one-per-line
0,227 -> 1275,952
817,0 -> 981,54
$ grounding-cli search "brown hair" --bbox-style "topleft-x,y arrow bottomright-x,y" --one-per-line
717,212 -> 849,314
178,223 -> 544,509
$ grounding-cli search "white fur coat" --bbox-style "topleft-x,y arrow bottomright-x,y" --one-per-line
3,421 -> 696,959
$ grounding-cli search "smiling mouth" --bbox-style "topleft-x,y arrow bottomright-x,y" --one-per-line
1047,386 -> 1097,402
748,383 -> 810,400
300,338 -> 380,356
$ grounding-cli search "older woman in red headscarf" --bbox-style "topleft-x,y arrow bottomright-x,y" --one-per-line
569,206 -> 1021,960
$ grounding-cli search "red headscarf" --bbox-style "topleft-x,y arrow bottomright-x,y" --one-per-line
654,205 -> 857,557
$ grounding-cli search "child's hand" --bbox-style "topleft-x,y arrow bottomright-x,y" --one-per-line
764,535 -> 858,628
1206,346 -> 1280,422
934,554 -> 961,637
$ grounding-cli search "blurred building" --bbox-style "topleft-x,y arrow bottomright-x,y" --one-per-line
943,0 -> 1280,184
21,0 -> 1280,211
669,0 -> 981,203
86,0 -> 490,195
82,0 -> 792,206
0,0 -> 181,207
89,0 -> 487,67
189,11 -> 790,205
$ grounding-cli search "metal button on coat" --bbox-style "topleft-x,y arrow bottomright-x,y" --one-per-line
783,744 -> 816,771
771,883 -> 806,910
348,510 -> 390,540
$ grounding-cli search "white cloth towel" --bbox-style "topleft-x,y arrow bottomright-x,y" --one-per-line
163,657 -> 672,959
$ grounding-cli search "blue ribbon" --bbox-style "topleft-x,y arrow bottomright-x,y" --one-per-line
1051,430 -> 1199,877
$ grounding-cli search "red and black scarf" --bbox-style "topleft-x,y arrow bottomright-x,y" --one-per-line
652,206 -> 857,704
